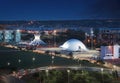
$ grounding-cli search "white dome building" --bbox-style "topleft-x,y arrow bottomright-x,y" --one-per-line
60,39 -> 88,51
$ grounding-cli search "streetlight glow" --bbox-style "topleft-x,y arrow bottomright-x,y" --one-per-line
46,69 -> 49,77
67,69 -> 70,73
67,69 -> 70,83
18,59 -> 21,63
7,62 -> 10,66
101,68 -> 104,83
51,56 -> 55,66
32,57 -> 35,61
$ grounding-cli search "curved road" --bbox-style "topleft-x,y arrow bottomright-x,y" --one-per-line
11,65 -> 120,79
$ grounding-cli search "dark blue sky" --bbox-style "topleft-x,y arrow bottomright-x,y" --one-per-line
0,0 -> 120,20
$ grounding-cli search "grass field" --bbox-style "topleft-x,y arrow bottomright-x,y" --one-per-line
0,46 -> 78,69
0,46 -> 103,70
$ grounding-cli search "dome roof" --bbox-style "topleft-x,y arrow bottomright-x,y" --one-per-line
60,39 -> 88,51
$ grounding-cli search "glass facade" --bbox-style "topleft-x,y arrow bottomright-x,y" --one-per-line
0,30 -> 21,43
0,31 -> 3,42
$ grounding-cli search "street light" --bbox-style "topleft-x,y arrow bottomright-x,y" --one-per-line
18,59 -> 21,69
18,59 -> 21,63
90,28 -> 94,49
113,65 -> 116,70
112,57 -> 114,65
101,68 -> 104,83
7,62 -> 10,66
32,57 -> 35,68
46,69 -> 49,82
53,30 -> 56,47
46,69 -> 49,76
51,56 -> 55,66
67,69 -> 70,83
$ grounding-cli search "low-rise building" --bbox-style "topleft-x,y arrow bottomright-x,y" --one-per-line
99,28 -> 120,45
100,44 -> 120,60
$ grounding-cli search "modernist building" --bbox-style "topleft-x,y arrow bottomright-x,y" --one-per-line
0,30 -> 21,43
99,28 -> 120,45
100,44 -> 120,60
60,39 -> 88,52
29,34 -> 46,46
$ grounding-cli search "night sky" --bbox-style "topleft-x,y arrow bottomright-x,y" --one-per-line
0,0 -> 120,20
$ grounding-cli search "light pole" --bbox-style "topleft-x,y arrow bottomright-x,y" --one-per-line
90,28 -> 94,49
32,57 -> 35,68
101,68 -> 104,83
7,62 -> 10,66
112,57 -> 114,65
18,59 -> 21,63
46,69 -> 49,83
67,69 -> 70,83
51,56 -> 55,66
53,30 -> 56,47
46,69 -> 49,76
113,65 -> 116,70
18,59 -> 21,69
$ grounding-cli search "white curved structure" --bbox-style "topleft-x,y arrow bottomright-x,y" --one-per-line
29,34 -> 46,45
60,39 -> 88,51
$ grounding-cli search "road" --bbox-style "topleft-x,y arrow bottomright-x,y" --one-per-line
11,65 -> 120,79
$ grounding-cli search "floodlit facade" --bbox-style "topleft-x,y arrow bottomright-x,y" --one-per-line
29,34 -> 46,45
0,30 -> 21,43
60,39 -> 88,51
100,44 -> 120,59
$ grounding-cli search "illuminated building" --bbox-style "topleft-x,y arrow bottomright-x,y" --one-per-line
99,28 -> 120,45
100,44 -> 120,60
29,34 -> 46,46
0,30 -> 21,43
0,30 -> 3,42
60,39 -> 88,51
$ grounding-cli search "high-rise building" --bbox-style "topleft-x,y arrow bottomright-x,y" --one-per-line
0,30 -> 21,43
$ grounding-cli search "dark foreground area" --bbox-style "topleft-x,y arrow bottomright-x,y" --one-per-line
1,69 -> 119,83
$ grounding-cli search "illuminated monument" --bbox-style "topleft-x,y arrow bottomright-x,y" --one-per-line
60,39 -> 88,51
29,34 -> 46,46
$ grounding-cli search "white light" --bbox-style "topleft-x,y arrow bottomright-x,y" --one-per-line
52,56 -> 55,59
60,39 -> 88,51
46,69 -> 49,73
101,68 -> 103,72
18,59 -> 21,63
113,65 -> 116,69
34,34 -> 40,40
29,34 -> 46,45
32,57 -> 35,61
17,29 -> 20,32
67,69 -> 70,73
7,62 -> 10,66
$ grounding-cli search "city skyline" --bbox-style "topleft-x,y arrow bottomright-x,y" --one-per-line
0,0 -> 120,20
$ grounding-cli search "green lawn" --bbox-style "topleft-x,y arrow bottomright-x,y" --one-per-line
0,46 -> 78,69
0,46 -> 103,70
